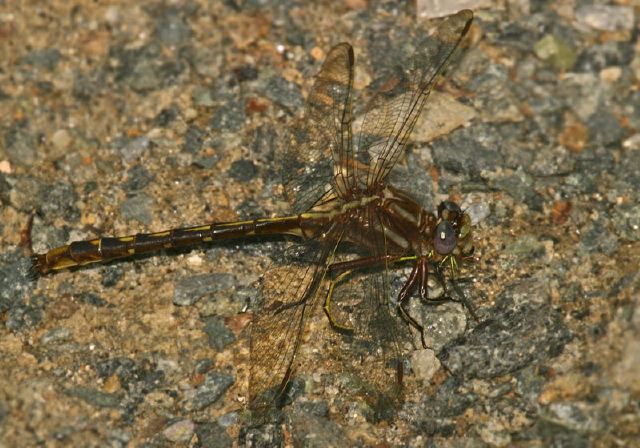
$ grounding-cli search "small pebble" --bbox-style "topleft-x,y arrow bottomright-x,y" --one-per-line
163,419 -> 195,443
51,129 -> 72,151
411,349 -> 440,383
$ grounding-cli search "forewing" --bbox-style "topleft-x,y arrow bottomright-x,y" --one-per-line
281,43 -> 356,213
357,10 -> 473,189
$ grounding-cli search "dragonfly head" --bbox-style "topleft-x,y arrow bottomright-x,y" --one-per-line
433,201 -> 473,258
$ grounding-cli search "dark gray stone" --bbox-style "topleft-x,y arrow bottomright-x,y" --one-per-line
438,278 -> 572,379
491,170 -> 545,212
291,400 -> 329,418
575,41 -> 634,73
72,71 -> 98,102
209,99 -> 246,133
153,106 -> 179,127
419,376 -> 477,419
66,387 -> 121,408
234,199 -> 264,220
250,124 -> 277,162
124,165 -> 155,192
116,45 -> 163,91
77,292 -> 109,307
173,273 -> 235,306
4,123 -> 38,167
389,151 -> 435,211
4,274 -> 45,332
532,419 -> 591,448
202,316 -> 236,352
431,125 -> 503,179
0,250 -> 32,310
39,182 -> 80,222
233,64 -> 259,82
6,300 -> 44,331
194,422 -> 232,448
262,76 -> 303,112
515,365 -> 548,405
617,150 -> 640,192
120,193 -> 154,225
110,43 -> 185,92
186,372 -> 234,411
193,154 -> 219,170
194,358 -> 214,375
228,160 -> 257,182
101,266 -> 125,288
182,125 -> 206,153
94,357 -> 165,395
529,145 -> 575,177
587,107 -> 625,147
579,220 -> 619,255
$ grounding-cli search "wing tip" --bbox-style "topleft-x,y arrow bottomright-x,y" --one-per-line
457,9 -> 474,35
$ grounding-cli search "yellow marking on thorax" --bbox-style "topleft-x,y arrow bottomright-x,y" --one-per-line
301,196 -> 379,221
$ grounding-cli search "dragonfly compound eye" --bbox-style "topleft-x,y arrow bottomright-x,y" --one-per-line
434,220 -> 457,255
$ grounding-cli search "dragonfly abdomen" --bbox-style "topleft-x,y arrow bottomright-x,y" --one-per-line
32,216 -> 304,275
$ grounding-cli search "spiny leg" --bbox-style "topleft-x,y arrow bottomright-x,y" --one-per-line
450,278 -> 479,323
434,260 -> 478,322
324,254 -> 407,334
323,269 -> 355,334
398,300 -> 428,349
397,258 -> 469,349
396,259 -> 429,349
325,253 -> 438,340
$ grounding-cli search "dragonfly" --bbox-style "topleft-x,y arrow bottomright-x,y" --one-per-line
32,10 -> 475,417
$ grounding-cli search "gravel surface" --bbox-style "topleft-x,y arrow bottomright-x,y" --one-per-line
1,1 -> 638,446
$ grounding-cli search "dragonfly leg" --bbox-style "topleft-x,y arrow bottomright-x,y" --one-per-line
324,254 -> 405,334
323,269 -> 355,334
451,278 -> 479,323
398,300 -> 428,349
433,262 -> 478,322
397,260 -> 428,349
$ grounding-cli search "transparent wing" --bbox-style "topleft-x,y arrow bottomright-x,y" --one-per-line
357,9 -> 473,189
281,43 -> 356,213
249,226 -> 341,416
322,208 -> 412,417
